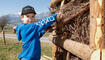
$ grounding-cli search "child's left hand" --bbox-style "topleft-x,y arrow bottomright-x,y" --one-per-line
57,12 -> 64,22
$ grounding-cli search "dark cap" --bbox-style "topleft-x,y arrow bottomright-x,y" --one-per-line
21,5 -> 36,15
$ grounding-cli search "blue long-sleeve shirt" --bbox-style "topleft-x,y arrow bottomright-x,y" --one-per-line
15,14 -> 57,60
38,30 -> 45,38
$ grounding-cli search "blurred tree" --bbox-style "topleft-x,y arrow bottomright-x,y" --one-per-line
0,15 -> 9,45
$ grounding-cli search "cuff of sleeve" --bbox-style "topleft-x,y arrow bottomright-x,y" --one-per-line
42,30 -> 46,34
52,14 -> 57,17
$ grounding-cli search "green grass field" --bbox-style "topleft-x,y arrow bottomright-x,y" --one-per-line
0,29 -> 13,34
0,38 -> 52,60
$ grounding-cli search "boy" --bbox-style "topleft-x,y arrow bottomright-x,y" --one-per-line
14,5 -> 57,60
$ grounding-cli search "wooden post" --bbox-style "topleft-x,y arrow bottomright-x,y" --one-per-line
2,28 -> 6,45
49,30 -> 57,60
90,0 -> 96,49
90,0 -> 105,49
52,43 -> 56,60
90,0 -> 105,60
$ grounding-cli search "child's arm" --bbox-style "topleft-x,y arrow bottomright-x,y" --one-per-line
35,14 -> 57,32
13,26 -> 22,41
39,30 -> 46,38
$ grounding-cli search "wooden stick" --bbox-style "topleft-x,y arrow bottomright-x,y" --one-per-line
60,0 -> 65,8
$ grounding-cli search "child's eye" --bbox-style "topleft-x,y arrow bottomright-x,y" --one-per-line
32,16 -> 34,18
27,16 -> 29,17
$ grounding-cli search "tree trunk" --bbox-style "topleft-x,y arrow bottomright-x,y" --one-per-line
2,29 -> 6,45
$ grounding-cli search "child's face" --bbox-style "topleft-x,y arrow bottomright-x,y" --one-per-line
21,13 -> 35,23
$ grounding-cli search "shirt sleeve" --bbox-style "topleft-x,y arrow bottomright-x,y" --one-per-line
35,14 -> 57,32
15,25 -> 22,41
39,30 -> 45,38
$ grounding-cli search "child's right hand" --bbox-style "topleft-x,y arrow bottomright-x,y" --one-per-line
12,26 -> 16,33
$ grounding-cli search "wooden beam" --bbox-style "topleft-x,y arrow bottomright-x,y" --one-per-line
52,36 -> 94,60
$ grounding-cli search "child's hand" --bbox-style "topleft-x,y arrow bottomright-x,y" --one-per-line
44,29 -> 47,32
57,12 -> 64,22
12,26 -> 16,33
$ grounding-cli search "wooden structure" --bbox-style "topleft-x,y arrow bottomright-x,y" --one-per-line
49,0 -> 105,60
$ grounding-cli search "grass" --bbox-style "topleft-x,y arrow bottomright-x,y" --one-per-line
41,42 -> 52,57
5,29 -> 14,34
0,38 -> 22,60
0,29 -> 14,34
0,38 -> 52,60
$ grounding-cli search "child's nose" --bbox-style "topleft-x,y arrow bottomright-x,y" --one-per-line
28,18 -> 32,20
